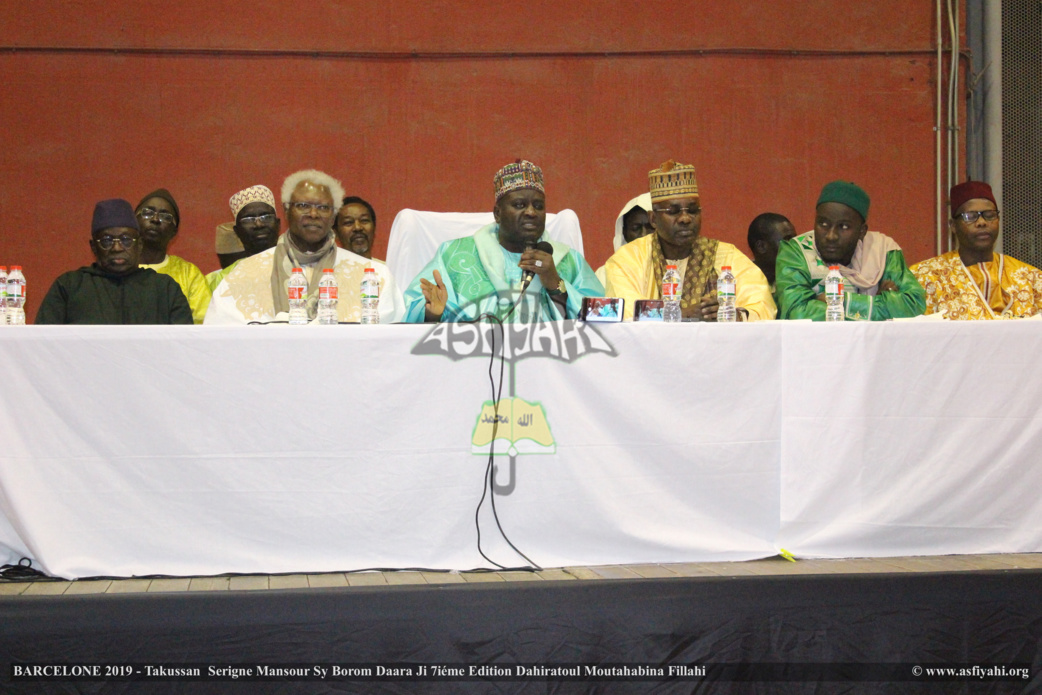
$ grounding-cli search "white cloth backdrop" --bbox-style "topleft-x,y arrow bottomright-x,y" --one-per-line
385,209 -> 585,291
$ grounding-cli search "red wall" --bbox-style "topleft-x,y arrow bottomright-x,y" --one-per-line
0,1 -> 961,321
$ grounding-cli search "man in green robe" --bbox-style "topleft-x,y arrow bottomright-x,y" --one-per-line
36,199 -> 193,325
776,181 -> 925,321
403,160 -> 603,323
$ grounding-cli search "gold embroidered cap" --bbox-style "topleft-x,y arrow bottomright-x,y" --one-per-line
229,184 -> 277,220
494,160 -> 545,202
649,160 -> 699,203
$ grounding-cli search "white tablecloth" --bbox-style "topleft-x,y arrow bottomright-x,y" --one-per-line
1,321 -> 1039,579
779,320 -> 1042,557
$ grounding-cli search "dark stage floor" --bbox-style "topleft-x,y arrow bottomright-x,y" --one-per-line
2,554 -> 1041,694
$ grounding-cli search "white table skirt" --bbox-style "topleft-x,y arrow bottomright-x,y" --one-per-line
1,321 -> 1039,578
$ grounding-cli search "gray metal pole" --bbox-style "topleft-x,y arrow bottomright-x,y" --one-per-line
982,0 -> 1003,252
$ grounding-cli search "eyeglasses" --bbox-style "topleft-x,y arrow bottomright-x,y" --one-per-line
239,213 -> 277,225
290,202 -> 334,216
138,208 -> 176,224
955,210 -> 999,223
95,234 -> 138,250
653,205 -> 702,217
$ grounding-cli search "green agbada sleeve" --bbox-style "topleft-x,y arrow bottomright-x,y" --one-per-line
775,238 -> 826,320
776,241 -> 926,321
843,250 -> 926,321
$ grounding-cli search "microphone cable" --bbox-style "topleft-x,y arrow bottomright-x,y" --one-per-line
465,312 -> 542,572
0,558 -> 52,581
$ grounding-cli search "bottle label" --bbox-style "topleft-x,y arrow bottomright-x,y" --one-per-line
319,287 -> 338,300
718,281 -> 735,298
361,281 -> 380,299
288,287 -> 304,300
7,283 -> 23,298
662,282 -> 678,300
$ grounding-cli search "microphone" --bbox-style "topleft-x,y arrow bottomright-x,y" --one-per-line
520,241 -> 555,294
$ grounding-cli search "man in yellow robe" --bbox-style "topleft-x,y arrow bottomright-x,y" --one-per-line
911,181 -> 1042,320
604,160 -> 775,321
136,188 -> 211,324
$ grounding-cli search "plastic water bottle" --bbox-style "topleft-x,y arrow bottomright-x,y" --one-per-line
317,269 -> 339,325
6,266 -> 25,326
717,265 -> 736,323
360,268 -> 380,324
0,266 -> 7,325
661,264 -> 681,323
288,267 -> 308,325
825,265 -> 845,322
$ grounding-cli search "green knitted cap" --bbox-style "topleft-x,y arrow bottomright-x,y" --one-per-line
816,181 -> 870,222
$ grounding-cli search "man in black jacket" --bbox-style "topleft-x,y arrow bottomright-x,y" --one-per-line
36,199 -> 193,325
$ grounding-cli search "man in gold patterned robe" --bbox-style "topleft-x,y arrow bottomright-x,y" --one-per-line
911,181 -> 1042,320
604,160 -> 775,321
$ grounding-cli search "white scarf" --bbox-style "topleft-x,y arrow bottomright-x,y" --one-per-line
813,231 -> 902,293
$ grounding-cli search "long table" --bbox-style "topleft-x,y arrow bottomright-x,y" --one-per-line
1,321 -> 1040,579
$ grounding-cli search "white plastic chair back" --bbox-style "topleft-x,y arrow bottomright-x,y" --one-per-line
386,209 -> 585,289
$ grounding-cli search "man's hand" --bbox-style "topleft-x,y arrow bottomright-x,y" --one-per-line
680,291 -> 721,321
518,247 -> 562,291
878,279 -> 898,293
699,292 -> 720,321
420,269 -> 448,322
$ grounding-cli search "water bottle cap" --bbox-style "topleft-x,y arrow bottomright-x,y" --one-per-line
364,267 -> 375,273
11,266 -> 21,271
721,266 -> 731,271
0,266 -> 6,272
323,268 -> 334,274
292,267 -> 303,273
666,264 -> 677,270
829,265 -> 839,270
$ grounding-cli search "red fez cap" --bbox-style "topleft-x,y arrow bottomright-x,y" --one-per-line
949,181 -> 996,215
